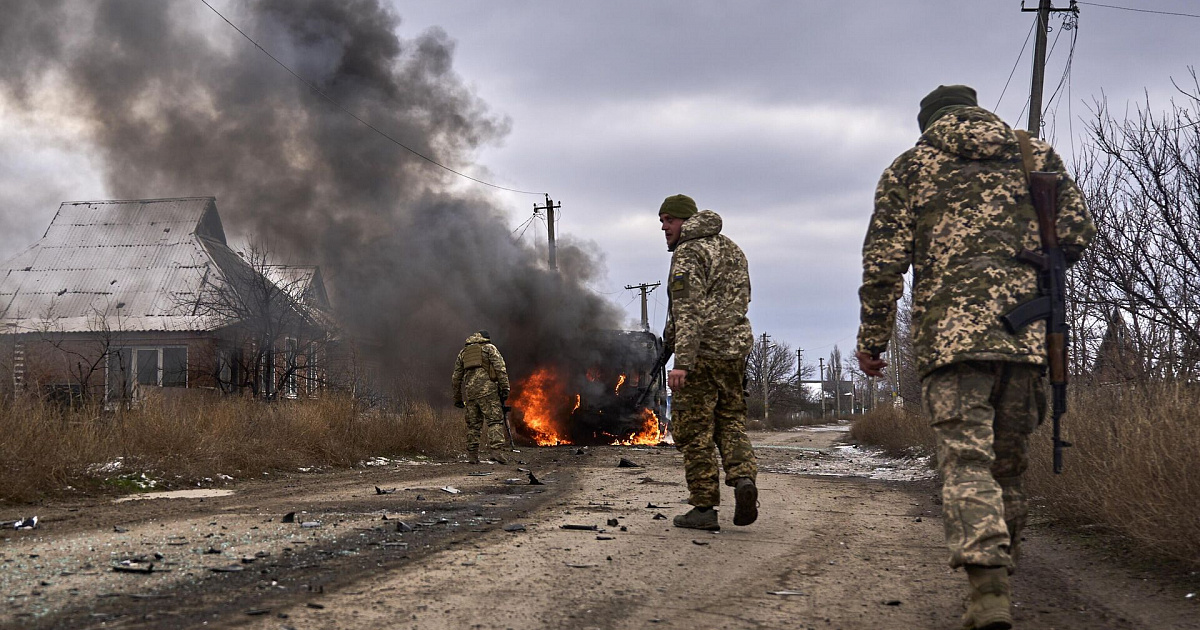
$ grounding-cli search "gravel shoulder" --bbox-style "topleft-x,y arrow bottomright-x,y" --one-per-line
3,428 -> 1197,629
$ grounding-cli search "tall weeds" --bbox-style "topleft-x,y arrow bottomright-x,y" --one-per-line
850,383 -> 1200,567
0,393 -> 464,504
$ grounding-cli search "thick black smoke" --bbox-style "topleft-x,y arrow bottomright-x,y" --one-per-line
0,0 -> 621,396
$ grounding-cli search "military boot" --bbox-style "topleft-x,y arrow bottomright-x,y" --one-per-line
467,450 -> 480,465
673,507 -> 720,531
732,478 -> 758,526
489,451 -> 508,465
961,566 -> 1012,630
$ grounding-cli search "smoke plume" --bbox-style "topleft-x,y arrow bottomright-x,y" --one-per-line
0,0 -> 621,396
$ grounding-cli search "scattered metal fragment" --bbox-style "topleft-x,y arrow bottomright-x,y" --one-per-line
527,471 -> 544,485
767,590 -> 806,596
245,609 -> 271,616
560,524 -> 599,531
375,486 -> 397,495
565,563 -> 598,568
502,523 -> 526,532
653,513 -> 667,520
112,562 -> 155,574
8,516 -> 38,530
210,565 -> 245,573
596,535 -> 615,541
396,521 -> 413,533
204,547 -> 223,555
503,478 -> 525,484
306,603 -> 325,609
467,472 -> 493,477
617,458 -> 641,468
440,486 -> 461,494
113,525 -> 128,533
607,518 -> 619,527
382,542 -> 409,549
646,502 -> 663,509
281,512 -> 296,523
574,447 -> 588,456
692,540 -> 710,546
883,600 -> 902,606
300,521 -> 322,528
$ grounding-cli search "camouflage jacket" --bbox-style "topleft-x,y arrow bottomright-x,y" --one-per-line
857,106 -> 1095,377
451,333 -> 510,403
664,210 -> 754,370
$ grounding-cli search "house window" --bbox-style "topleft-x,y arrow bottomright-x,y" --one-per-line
283,338 -> 298,399
163,347 -> 188,387
108,346 -> 188,395
218,347 -> 242,393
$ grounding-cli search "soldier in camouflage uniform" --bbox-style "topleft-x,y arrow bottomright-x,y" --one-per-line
659,194 -> 759,531
856,85 -> 1094,630
451,331 -> 511,464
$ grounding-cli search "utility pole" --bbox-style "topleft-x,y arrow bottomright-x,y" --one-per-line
534,194 -> 561,270
624,282 -> 661,332
759,333 -> 771,421
1022,0 -> 1079,136
818,357 -> 826,418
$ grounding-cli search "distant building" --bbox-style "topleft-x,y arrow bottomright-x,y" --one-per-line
0,197 -> 333,403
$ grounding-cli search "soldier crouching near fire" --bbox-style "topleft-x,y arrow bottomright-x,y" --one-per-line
451,330 -> 511,465
856,85 -> 1094,629
659,194 -> 759,531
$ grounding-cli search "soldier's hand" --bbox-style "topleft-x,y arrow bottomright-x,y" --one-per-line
668,369 -> 688,390
855,351 -> 888,378
454,400 -> 465,409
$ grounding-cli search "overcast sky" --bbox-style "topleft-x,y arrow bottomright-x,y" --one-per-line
2,0 -> 1197,370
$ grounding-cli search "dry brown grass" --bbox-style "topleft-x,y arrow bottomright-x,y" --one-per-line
849,405 -> 936,457
850,383 -> 1200,567
0,392 -> 464,504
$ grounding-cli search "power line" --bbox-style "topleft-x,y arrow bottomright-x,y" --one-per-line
1077,1 -> 1200,19
197,0 -> 545,196
996,19 -> 1037,110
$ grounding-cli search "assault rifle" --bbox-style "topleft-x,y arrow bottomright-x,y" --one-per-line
1000,171 -> 1071,474
501,401 -> 516,449
634,346 -> 673,410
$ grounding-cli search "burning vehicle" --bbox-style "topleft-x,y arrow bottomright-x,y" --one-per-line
509,330 -> 668,446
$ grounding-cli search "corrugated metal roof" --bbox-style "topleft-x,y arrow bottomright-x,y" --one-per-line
0,198 -> 249,333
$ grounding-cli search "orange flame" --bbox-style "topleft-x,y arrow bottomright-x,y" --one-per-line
615,373 -> 627,395
572,394 -> 581,413
510,366 -> 570,446
616,409 -> 662,446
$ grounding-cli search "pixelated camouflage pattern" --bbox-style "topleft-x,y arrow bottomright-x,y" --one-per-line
451,333 -> 510,403
463,393 -> 507,453
663,210 -> 754,370
670,356 -> 757,507
923,360 -> 1045,569
857,106 -> 1095,376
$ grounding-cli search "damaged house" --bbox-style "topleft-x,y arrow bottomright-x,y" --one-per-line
0,197 -> 333,403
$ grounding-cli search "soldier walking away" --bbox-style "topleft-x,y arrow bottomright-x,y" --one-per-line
856,85 -> 1094,629
658,194 -> 759,531
451,330 -> 511,465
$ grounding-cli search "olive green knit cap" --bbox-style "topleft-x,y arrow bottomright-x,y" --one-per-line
918,84 -> 978,131
659,194 -> 698,219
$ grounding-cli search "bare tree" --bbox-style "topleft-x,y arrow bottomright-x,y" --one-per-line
186,241 -> 333,400
1074,71 -> 1200,380
745,337 -> 811,421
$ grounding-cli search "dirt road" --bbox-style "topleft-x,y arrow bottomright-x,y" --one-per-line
2,426 -> 1196,629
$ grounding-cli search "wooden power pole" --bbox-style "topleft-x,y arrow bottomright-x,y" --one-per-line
759,333 -> 771,421
1022,0 -> 1079,136
818,357 -> 826,418
625,282 -> 660,332
534,194 -> 561,270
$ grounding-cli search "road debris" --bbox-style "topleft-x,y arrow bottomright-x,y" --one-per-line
245,609 -> 271,616
375,486 -> 397,495
113,525 -> 128,533
300,521 -> 322,528
653,513 -> 667,520
565,563 -> 598,568
692,540 -> 710,546
503,523 -> 527,532
281,512 -> 296,523
596,535 -> 614,540
6,516 -> 38,530
112,561 -> 155,574
467,472 -> 493,477
607,518 -> 619,526
441,486 -> 462,494
646,502 -> 663,509
560,524 -> 599,531
210,565 -> 245,573
527,471 -> 544,485
767,590 -> 806,596
396,521 -> 414,533
883,600 -> 902,606
617,458 -> 641,468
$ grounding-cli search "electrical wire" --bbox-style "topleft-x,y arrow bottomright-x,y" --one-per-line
1077,1 -> 1200,19
996,19 -> 1037,111
198,0 -> 545,196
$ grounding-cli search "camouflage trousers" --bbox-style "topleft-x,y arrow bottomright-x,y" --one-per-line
670,356 -> 757,507
922,360 -> 1046,570
464,394 -> 507,453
